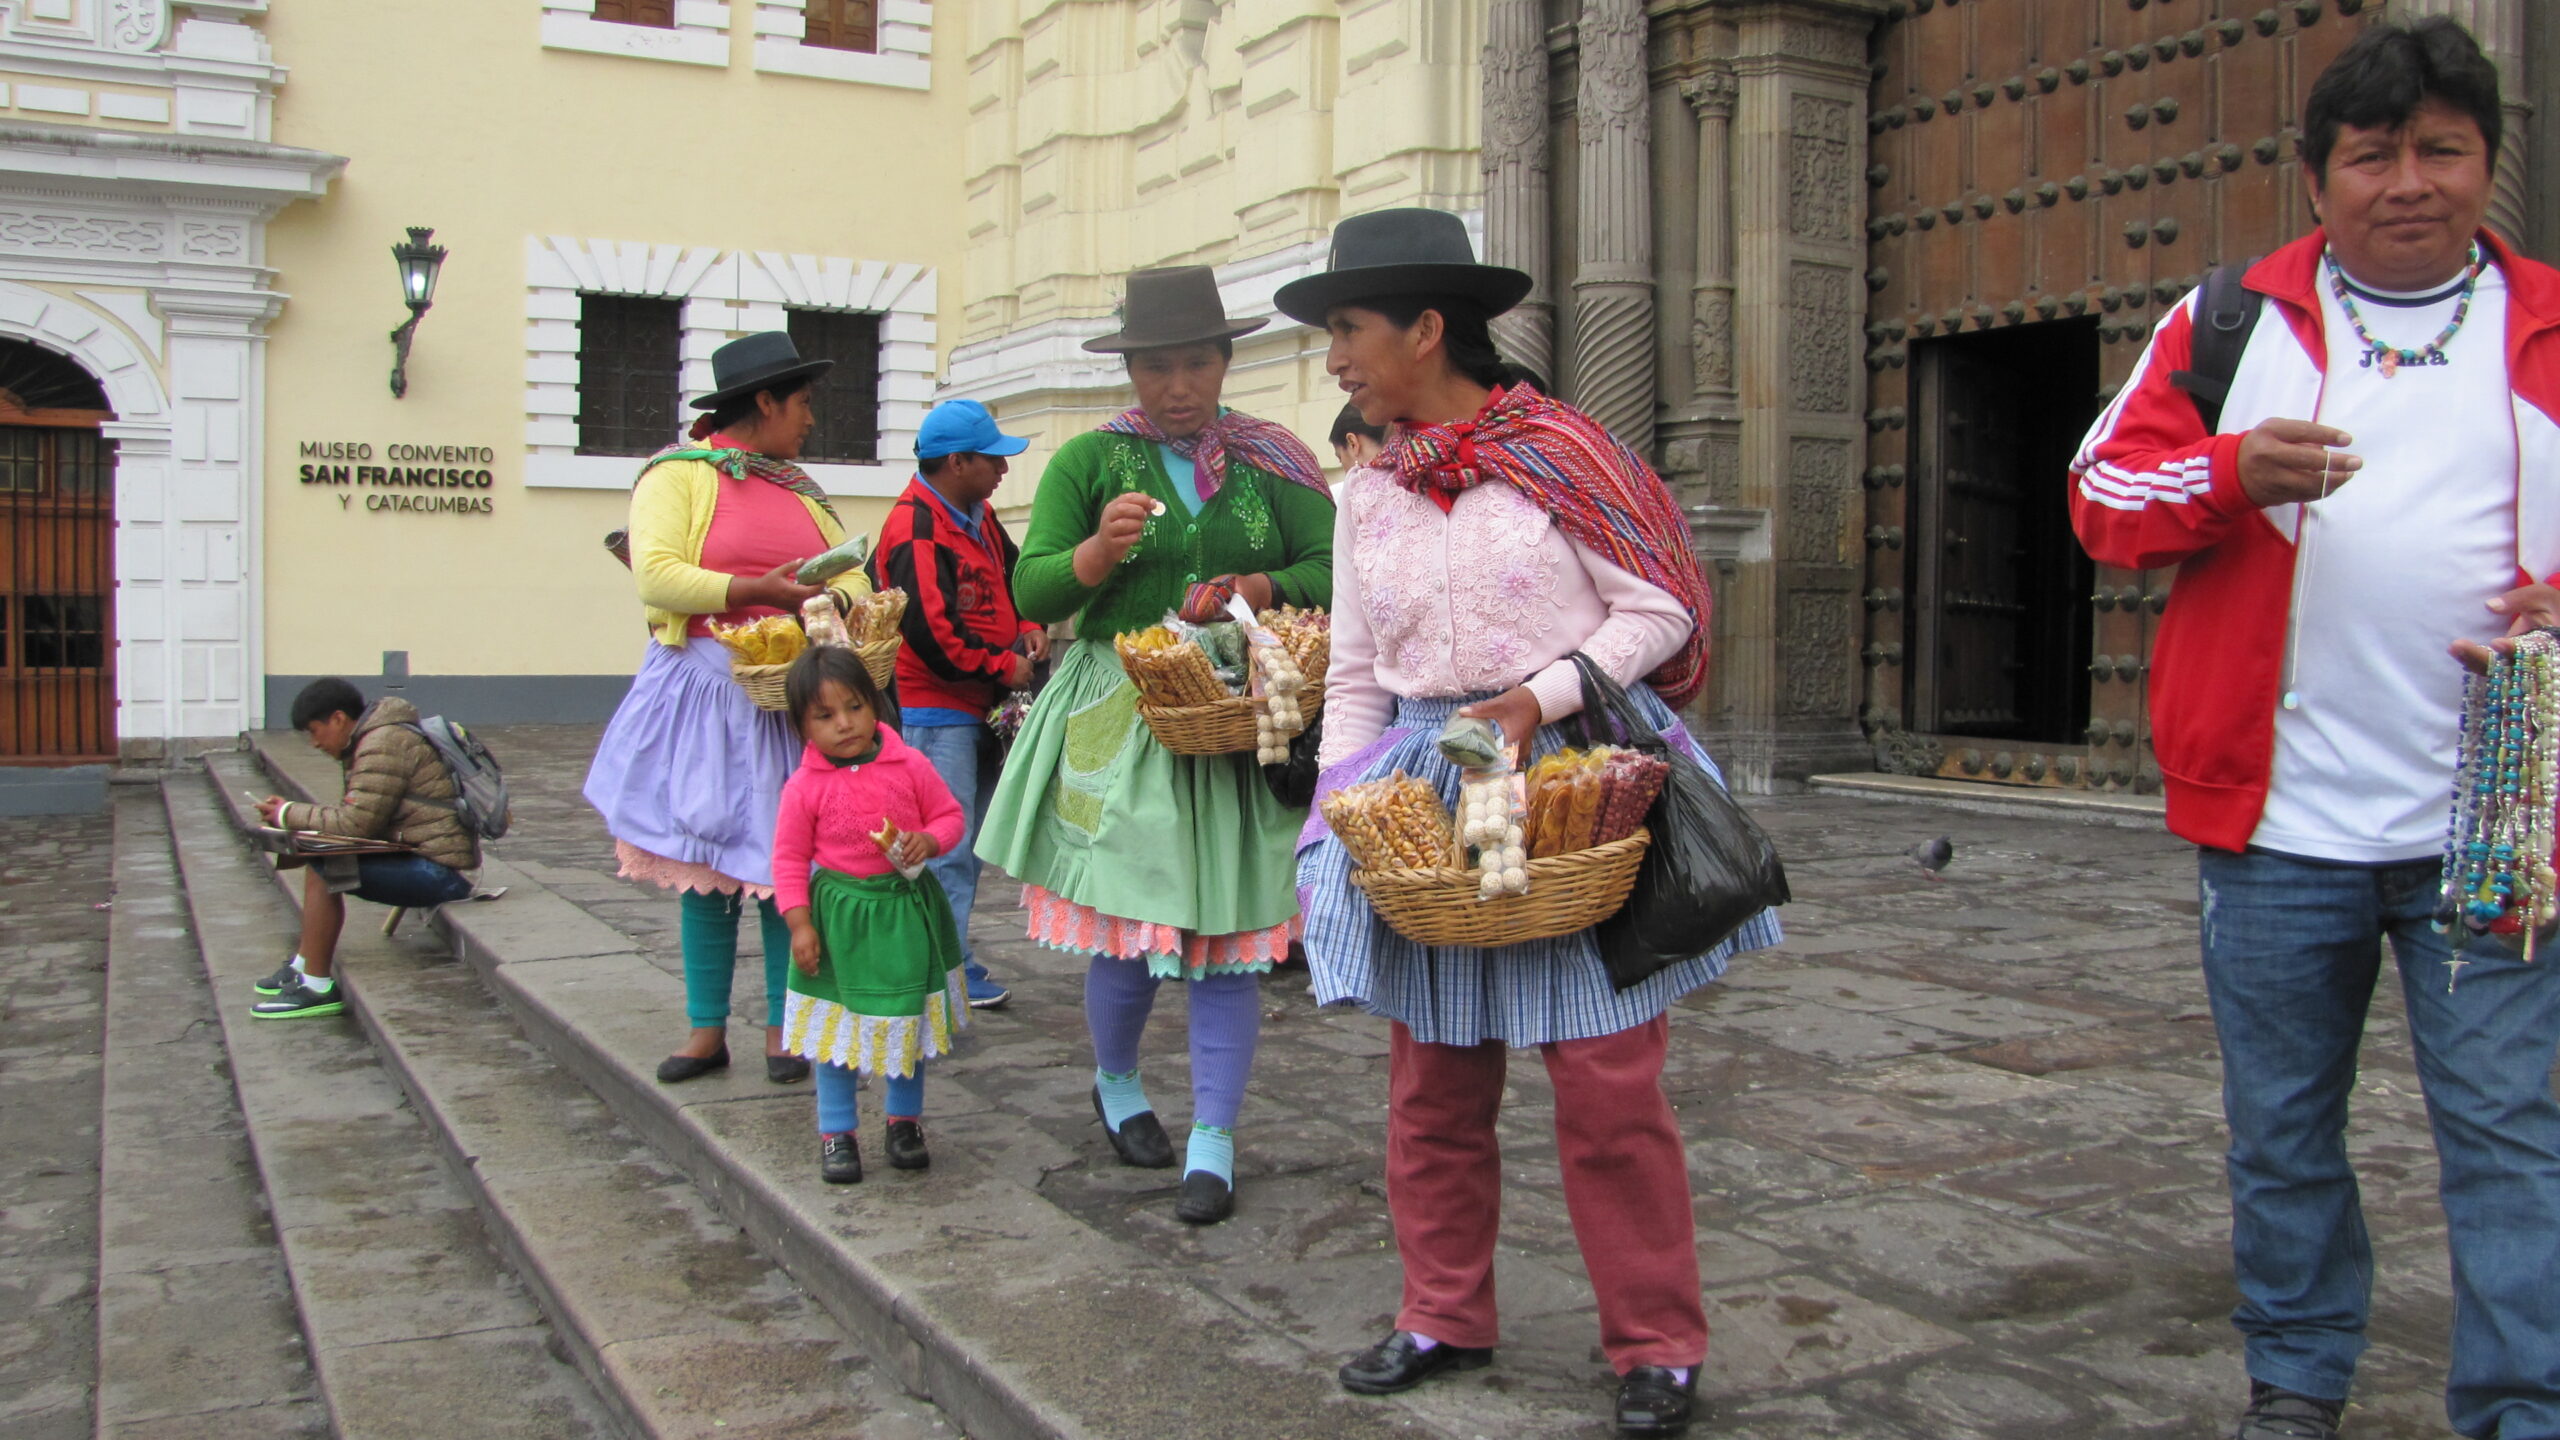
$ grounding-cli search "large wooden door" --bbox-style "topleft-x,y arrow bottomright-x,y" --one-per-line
1862,0 -> 2371,792
0,341 -> 117,761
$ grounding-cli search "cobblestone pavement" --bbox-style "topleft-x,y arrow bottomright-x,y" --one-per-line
488,723 -> 2484,1438
0,810 -> 113,1440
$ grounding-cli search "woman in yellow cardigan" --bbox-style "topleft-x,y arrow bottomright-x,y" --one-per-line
584,332 -> 872,1085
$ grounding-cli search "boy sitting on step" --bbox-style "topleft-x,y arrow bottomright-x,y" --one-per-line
248,678 -> 483,1019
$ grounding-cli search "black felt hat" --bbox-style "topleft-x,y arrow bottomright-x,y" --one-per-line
1081,266 -> 1268,353
690,331 -> 834,411
1273,208 -> 1533,326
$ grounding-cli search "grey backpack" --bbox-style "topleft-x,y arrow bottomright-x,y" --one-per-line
402,717 -> 511,841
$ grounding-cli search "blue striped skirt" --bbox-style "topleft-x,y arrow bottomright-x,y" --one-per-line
1294,688 -> 1781,1048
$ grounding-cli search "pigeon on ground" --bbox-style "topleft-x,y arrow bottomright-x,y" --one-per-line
1910,835 -> 1954,880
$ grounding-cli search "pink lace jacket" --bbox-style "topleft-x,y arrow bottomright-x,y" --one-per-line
1318,463 -> 1694,769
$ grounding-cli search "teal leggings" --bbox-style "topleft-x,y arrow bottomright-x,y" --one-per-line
679,889 -> 789,1029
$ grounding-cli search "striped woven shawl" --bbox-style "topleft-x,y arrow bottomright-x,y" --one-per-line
1382,384 -> 1713,707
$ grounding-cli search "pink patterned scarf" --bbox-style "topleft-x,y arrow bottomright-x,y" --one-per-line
1097,407 -> 1330,501
1383,384 -> 1713,707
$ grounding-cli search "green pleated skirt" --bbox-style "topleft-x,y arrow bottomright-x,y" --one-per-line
975,638 -> 1304,948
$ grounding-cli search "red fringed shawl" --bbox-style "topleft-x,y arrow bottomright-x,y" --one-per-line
1383,384 -> 1713,707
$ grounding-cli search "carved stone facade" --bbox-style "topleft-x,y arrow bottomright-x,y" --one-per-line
1569,0 -> 1658,455
1482,0 -> 1553,386
1491,0 -> 1887,790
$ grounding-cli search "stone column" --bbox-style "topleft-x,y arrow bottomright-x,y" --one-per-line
1570,0 -> 1656,455
1684,63 -> 1739,403
1481,0 -> 1553,385
1726,3 -> 1884,782
2394,0 -> 2529,244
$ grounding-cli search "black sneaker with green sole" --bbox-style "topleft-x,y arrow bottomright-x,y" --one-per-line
250,978 -> 346,1019
251,960 -> 300,996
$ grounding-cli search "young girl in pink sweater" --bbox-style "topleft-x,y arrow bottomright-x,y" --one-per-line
774,646 -> 968,1184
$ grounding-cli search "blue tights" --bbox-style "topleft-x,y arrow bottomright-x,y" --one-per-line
816,1061 -> 923,1135
1083,956 -> 1261,1130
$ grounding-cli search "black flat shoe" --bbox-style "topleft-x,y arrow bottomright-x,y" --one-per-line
1337,1331 -> 1492,1395
252,960 -> 299,996
1091,1085 -> 1174,1168
885,1119 -> 930,1171
1175,1171 -> 1233,1225
820,1132 -> 862,1184
1614,1365 -> 1697,1437
655,1046 -> 729,1084
766,1053 -> 809,1085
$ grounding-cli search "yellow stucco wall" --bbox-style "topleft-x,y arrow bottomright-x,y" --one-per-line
255,0 -> 965,682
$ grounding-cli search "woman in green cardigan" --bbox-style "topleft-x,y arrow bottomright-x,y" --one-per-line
978,266 -> 1334,1225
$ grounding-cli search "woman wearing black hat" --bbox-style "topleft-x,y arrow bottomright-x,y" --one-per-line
585,332 -> 875,1087
975,265 -> 1334,1225
1279,210 -> 1781,1438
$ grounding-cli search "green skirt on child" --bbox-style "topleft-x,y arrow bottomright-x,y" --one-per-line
779,866 -> 966,1079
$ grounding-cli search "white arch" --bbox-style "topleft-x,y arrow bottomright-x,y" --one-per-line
0,279 -> 171,425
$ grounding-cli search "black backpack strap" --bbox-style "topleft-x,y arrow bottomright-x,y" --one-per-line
2168,261 -> 2265,432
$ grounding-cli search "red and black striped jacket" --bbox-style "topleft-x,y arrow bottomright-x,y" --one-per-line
868,476 -> 1039,719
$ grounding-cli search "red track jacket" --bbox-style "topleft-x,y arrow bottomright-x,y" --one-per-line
2070,228 -> 2560,852
869,477 -> 1040,719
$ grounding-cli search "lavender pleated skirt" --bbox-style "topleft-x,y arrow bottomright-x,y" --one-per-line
583,638 -> 799,890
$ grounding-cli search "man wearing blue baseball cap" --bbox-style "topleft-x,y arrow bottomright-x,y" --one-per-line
868,398 -> 1045,1009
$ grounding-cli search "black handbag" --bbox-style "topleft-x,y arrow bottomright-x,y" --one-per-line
1261,713 -> 1321,808
1566,654 -> 1789,990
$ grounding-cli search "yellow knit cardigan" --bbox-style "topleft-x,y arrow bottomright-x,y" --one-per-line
630,455 -> 873,647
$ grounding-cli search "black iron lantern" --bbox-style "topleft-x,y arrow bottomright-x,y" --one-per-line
388,226 -> 447,399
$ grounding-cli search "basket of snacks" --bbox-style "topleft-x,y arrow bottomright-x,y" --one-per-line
711,615 -> 809,710
844,590 -> 908,691
1322,741 -> 1670,946
1115,604 -> 1330,757
714,589 -> 913,709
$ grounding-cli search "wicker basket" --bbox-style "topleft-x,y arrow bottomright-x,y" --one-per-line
856,636 -> 900,691
732,638 -> 902,712
1139,687 -> 1325,757
732,660 -> 793,711
1352,828 -> 1651,947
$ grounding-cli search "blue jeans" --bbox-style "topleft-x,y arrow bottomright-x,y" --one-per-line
347,854 -> 474,909
904,721 -> 998,982
2198,848 -> 2560,1438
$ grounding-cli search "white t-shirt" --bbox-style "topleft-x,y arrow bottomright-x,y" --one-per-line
2251,259 -> 2516,863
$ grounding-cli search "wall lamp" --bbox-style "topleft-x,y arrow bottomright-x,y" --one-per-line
387,226 -> 447,399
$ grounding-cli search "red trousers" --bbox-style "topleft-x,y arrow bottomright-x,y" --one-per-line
1386,1014 -> 1707,1372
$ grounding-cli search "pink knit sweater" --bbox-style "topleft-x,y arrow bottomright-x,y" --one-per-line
1318,463 -> 1695,768
771,725 -> 967,913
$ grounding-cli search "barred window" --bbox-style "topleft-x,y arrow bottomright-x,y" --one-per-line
589,0 -> 675,26
576,295 -> 682,457
800,0 -> 876,53
786,308 -> 882,464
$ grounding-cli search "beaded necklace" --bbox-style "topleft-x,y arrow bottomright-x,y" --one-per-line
2325,243 -> 2484,378
2437,627 -> 2560,984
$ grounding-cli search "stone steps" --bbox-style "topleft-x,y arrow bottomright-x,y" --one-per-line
238,735 -> 1473,1440
173,764 -> 953,1439
92,787 -> 325,1438
155,771 -> 623,1439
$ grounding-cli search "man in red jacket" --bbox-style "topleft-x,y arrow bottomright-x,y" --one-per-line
873,399 -> 1047,1009
2071,20 -> 2560,1440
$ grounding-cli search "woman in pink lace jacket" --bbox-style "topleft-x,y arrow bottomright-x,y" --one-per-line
1281,208 -> 1781,1440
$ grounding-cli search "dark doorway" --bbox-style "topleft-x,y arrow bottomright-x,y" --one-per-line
1907,320 -> 2099,745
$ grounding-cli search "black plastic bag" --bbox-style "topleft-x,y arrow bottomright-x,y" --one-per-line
1566,654 -> 1789,991
1262,713 -> 1321,808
